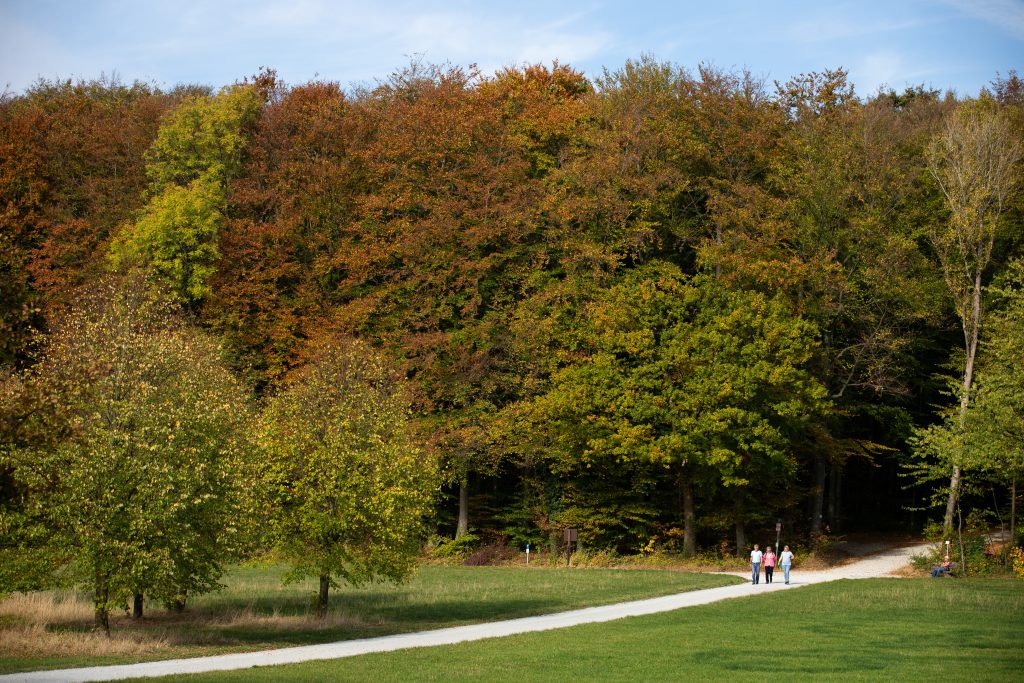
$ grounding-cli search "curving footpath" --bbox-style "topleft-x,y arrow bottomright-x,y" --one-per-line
0,543 -> 932,683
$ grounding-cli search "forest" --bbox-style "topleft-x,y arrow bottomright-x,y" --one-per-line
1,58 -> 1022,626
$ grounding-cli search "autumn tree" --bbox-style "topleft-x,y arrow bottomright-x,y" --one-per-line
689,65 -> 792,283
257,339 -> 436,617
559,56 -> 697,264
327,62 -> 589,538
204,79 -> 363,388
0,278 -> 252,633
926,100 -> 1022,529
0,77 -> 172,334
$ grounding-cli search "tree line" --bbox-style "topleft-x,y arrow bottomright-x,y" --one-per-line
1,60 -> 1022,625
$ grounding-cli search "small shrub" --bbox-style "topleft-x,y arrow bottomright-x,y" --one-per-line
464,542 -> 519,566
570,547 -> 620,568
693,550 -> 745,571
1011,547 -> 1024,579
910,549 -> 941,573
428,533 -> 480,560
921,521 -> 946,543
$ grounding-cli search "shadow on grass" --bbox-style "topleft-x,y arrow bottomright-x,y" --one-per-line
184,595 -> 561,646
0,565 -> 737,674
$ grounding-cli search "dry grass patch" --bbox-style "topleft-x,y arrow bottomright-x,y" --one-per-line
0,592 -> 170,659
0,590 -> 92,625
888,564 -> 924,577
0,622 -> 170,660
0,590 -> 373,661
209,606 -> 375,632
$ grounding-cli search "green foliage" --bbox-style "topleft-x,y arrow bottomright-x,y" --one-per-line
0,278 -> 253,629
907,389 -> 965,508
111,86 -> 261,303
111,175 -> 224,302
964,258 -> 1024,481
145,86 -> 262,191
953,510 -> 1004,576
519,260 -> 828,549
536,260 -> 826,475
429,533 -> 480,559
257,339 -> 438,596
912,258 -> 1024,519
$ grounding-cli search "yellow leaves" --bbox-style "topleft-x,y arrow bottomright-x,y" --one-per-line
258,339 -> 434,584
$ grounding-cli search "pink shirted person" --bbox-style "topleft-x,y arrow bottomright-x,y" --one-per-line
763,547 -> 777,583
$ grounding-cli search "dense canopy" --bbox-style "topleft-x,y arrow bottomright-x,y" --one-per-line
1,62 -> 1022,600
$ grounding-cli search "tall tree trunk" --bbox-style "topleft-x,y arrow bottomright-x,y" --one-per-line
94,602 -> 110,636
94,574 -> 110,636
734,489 -> 746,556
318,574 -> 330,619
827,462 -> 842,532
810,454 -> 827,537
456,477 -> 469,538
682,478 -> 696,558
132,593 -> 144,619
945,267 -> 983,530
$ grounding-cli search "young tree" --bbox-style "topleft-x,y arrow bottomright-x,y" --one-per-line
963,258 -> 1024,540
0,278 -> 252,633
258,339 -> 436,617
927,101 -> 1022,529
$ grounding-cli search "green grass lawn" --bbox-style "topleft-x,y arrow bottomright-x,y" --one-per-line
0,564 -> 737,674
154,578 -> 1024,683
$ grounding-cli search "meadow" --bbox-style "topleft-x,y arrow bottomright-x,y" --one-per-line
152,578 -> 1024,683
0,562 -> 737,674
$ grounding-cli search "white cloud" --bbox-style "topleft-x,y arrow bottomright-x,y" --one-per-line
851,50 -> 923,93
937,0 -> 1024,40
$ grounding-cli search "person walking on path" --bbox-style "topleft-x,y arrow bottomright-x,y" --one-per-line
750,544 -> 763,584
763,546 -> 776,583
780,545 -> 794,584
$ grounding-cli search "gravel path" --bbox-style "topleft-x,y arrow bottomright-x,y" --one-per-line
0,543 -> 933,683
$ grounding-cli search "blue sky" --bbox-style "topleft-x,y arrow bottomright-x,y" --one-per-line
2,0 -> 1022,97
